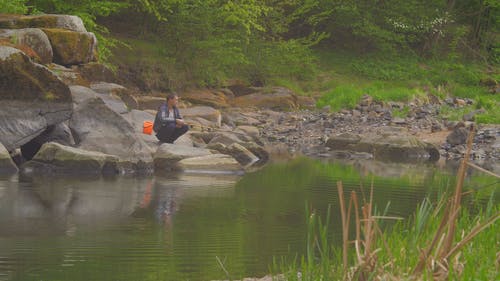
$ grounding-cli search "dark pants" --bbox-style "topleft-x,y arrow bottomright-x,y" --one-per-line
156,124 -> 189,143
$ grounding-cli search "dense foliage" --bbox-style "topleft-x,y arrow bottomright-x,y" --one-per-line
1,0 -> 499,122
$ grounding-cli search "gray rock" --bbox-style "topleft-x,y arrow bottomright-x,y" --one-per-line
236,125 -> 260,138
22,142 -> 119,174
181,106 -> 222,126
69,96 -> 153,170
325,133 -> 361,150
136,96 -> 165,111
208,132 -> 244,146
0,142 -> 18,174
177,154 -> 242,173
327,132 -> 439,162
446,127 -> 469,145
20,122 -> 75,160
153,143 -> 213,172
0,28 -> 53,63
75,63 -> 118,83
0,46 -> 72,151
240,142 -> 269,164
0,14 -> 87,32
208,142 -> 259,167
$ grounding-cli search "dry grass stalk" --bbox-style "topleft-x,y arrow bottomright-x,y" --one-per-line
412,126 -> 499,280
337,181 -> 349,272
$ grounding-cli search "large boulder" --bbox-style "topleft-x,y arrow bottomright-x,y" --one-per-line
326,131 -> 440,162
48,64 -> 88,86
177,154 -> 242,173
0,46 -> 72,152
182,89 -> 230,108
20,123 -> 75,160
153,144 -> 213,172
122,109 -> 159,149
75,62 -> 118,83
208,132 -> 244,146
0,14 -> 87,32
0,143 -> 18,174
136,96 -> 165,110
207,142 -> 259,167
181,106 -> 222,126
0,28 -> 53,64
22,142 -> 120,174
41,28 -> 96,65
230,87 -> 299,110
69,92 -> 153,170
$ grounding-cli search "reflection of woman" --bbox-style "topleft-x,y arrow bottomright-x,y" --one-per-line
135,179 -> 180,226
155,184 -> 179,225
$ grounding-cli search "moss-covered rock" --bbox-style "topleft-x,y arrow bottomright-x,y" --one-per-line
0,46 -> 70,101
0,28 -> 53,64
0,46 -> 72,151
230,87 -> 299,110
75,62 -> 118,83
0,14 -> 87,32
42,28 -> 96,66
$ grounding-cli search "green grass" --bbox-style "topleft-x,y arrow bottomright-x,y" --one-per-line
310,51 -> 499,124
272,193 -> 499,281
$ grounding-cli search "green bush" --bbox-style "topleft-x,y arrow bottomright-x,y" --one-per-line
0,0 -> 27,13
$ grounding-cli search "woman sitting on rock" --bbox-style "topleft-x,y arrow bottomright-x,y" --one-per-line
153,94 -> 189,143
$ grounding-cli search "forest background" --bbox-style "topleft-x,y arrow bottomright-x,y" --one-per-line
1,0 -> 499,123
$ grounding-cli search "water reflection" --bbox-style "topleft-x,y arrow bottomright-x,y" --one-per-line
0,159 -> 497,281
132,174 -> 237,227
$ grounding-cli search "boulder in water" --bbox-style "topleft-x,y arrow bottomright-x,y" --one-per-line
0,142 -> 18,174
22,142 -> 120,174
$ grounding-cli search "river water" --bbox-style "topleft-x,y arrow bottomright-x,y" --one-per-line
0,158 -> 498,281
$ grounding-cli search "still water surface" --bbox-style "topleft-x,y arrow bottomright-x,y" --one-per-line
0,158 -> 498,281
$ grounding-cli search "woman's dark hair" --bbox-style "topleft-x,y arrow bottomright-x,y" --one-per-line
166,93 -> 178,101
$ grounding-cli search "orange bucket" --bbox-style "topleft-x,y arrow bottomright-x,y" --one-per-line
143,121 -> 153,135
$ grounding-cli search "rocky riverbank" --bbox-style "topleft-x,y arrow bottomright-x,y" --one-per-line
1,14 -> 498,176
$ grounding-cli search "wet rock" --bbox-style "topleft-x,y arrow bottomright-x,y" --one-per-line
325,133 -> 361,150
177,154 -> 242,173
446,127 -> 469,145
153,143 -> 213,172
240,142 -> 270,164
207,142 -> 259,167
22,142 -> 120,174
327,132 -> 439,162
0,143 -> 18,174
